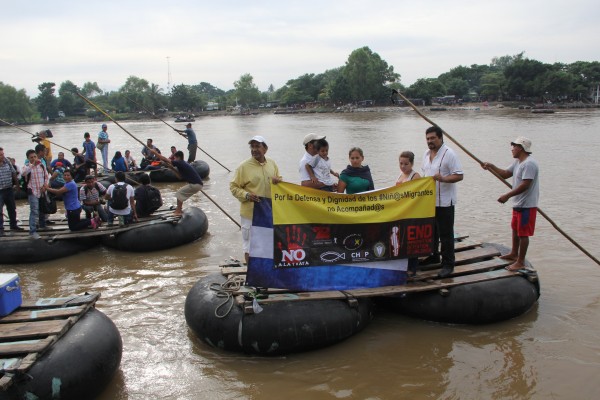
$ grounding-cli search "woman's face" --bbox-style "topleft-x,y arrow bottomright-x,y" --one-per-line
349,150 -> 364,168
399,156 -> 413,174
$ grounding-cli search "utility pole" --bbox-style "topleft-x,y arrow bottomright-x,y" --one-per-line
167,56 -> 172,93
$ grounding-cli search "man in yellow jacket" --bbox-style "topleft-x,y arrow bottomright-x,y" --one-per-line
230,135 -> 281,263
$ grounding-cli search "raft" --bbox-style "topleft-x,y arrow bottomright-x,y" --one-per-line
0,233 -> 97,264
149,160 -> 210,182
185,271 -> 374,355
0,293 -> 122,400
376,242 -> 541,324
101,206 -> 208,252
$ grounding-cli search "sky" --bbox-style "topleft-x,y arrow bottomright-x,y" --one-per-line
2,0 -> 598,97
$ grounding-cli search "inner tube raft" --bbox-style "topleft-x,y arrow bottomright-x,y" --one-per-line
378,244 -> 541,324
1,309 -> 122,400
185,273 -> 374,355
0,236 -> 97,264
101,206 -> 208,252
149,160 -> 210,182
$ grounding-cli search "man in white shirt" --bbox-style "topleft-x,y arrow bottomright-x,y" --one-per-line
299,133 -> 325,188
421,126 -> 464,278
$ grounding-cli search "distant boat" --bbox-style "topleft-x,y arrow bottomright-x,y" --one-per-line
531,109 -> 555,114
430,107 -> 447,111
174,115 -> 195,122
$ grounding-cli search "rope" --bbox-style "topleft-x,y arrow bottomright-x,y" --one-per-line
209,275 -> 247,318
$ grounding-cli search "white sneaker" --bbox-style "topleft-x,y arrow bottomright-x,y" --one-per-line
30,232 -> 41,240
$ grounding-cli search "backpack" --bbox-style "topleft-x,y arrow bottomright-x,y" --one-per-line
110,183 -> 129,210
145,186 -> 163,213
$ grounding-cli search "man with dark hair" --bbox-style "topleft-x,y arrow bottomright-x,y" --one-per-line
50,152 -> 72,169
421,125 -> 464,278
71,147 -> 87,182
47,170 -> 100,231
104,171 -> 137,225
21,149 -> 49,239
154,150 -> 202,216
0,147 -> 24,235
482,136 -> 539,271
175,122 -> 198,163
81,132 -> 97,176
80,175 -> 108,221
134,173 -> 163,217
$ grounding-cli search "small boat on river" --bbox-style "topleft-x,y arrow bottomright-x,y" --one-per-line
0,293 -> 122,400
185,236 -> 540,355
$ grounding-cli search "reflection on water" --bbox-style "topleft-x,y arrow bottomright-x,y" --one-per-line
2,109 -> 600,399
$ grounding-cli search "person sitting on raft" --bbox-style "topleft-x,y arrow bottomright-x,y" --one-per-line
134,173 -> 163,218
111,151 -> 128,172
46,170 -> 101,231
104,171 -> 137,226
80,175 -> 108,222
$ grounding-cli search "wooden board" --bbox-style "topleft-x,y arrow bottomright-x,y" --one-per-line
0,292 -> 100,391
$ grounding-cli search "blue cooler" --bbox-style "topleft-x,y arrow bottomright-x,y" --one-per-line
0,273 -> 22,317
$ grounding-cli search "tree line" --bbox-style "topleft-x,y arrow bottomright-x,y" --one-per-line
1,47 -> 599,122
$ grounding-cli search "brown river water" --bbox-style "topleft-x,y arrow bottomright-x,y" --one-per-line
1,107 -> 600,399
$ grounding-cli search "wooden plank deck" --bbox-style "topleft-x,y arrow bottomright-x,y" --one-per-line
0,293 -> 100,391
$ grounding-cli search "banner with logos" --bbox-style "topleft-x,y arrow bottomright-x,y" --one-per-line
246,179 -> 435,291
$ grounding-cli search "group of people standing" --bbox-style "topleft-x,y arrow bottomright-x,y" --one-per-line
230,127 -> 539,276
0,121 -> 204,239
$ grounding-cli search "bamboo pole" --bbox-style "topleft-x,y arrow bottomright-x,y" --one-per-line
76,92 -> 241,228
123,95 -> 231,172
391,89 -> 600,266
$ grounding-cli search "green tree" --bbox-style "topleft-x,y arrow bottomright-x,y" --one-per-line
0,82 -> 33,122
80,82 -> 103,97
406,78 -> 446,104
342,46 -> 399,102
504,59 -> 549,98
480,72 -> 506,100
169,84 -> 202,111
58,80 -> 86,116
233,73 -> 261,107
35,82 -> 59,119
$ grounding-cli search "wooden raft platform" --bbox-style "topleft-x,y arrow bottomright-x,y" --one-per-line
1,208 -> 181,242
0,293 -> 100,391
219,239 -> 537,313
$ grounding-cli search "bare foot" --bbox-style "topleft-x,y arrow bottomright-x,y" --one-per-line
173,211 -> 183,216
505,262 -> 525,271
500,254 -> 517,261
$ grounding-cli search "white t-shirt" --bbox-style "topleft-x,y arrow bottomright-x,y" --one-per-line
308,155 -> 336,186
507,156 -> 539,208
107,182 -> 135,215
298,152 -> 313,182
422,144 -> 463,207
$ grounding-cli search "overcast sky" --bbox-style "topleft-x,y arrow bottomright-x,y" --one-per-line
2,0 -> 597,96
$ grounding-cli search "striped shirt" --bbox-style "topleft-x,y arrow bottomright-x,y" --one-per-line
0,159 -> 16,189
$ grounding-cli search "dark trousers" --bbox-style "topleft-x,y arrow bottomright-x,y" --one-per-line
188,143 -> 197,163
433,206 -> 455,269
66,207 -> 91,231
0,188 -> 18,229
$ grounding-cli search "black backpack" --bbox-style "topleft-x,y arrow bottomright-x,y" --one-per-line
110,183 -> 129,210
145,186 -> 163,213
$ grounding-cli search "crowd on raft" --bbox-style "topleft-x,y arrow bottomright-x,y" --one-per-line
0,122 -> 203,239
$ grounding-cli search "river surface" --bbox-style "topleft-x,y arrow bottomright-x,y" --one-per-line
1,107 -> 600,399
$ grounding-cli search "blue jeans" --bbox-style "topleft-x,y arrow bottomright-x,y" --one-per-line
107,210 -> 133,225
101,146 -> 109,170
28,193 -> 46,234
0,188 -> 18,230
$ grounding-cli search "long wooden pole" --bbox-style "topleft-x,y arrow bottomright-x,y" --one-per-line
76,92 -> 241,228
391,89 -> 600,266
123,95 -> 231,172
0,117 -> 118,175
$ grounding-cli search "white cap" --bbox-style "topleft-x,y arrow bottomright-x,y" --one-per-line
511,136 -> 532,153
303,133 -> 326,146
248,135 -> 267,145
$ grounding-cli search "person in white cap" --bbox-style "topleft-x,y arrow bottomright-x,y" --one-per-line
482,136 -> 539,271
230,135 -> 282,263
299,133 -> 326,188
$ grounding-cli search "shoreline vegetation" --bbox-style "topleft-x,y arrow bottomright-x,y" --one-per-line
2,100 -> 598,127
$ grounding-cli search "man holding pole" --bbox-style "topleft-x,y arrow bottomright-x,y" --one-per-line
154,150 -> 203,216
482,137 -> 539,271
175,122 -> 198,163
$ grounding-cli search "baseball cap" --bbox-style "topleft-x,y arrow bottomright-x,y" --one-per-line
84,175 -> 95,181
248,135 -> 267,145
511,136 -> 532,153
55,162 -> 63,167
303,133 -> 326,146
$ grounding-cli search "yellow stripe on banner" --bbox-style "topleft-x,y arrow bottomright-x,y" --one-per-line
271,178 -> 436,225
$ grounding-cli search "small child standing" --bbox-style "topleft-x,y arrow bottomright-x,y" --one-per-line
305,139 -> 339,192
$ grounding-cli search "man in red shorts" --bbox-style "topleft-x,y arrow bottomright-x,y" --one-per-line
482,136 -> 539,271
